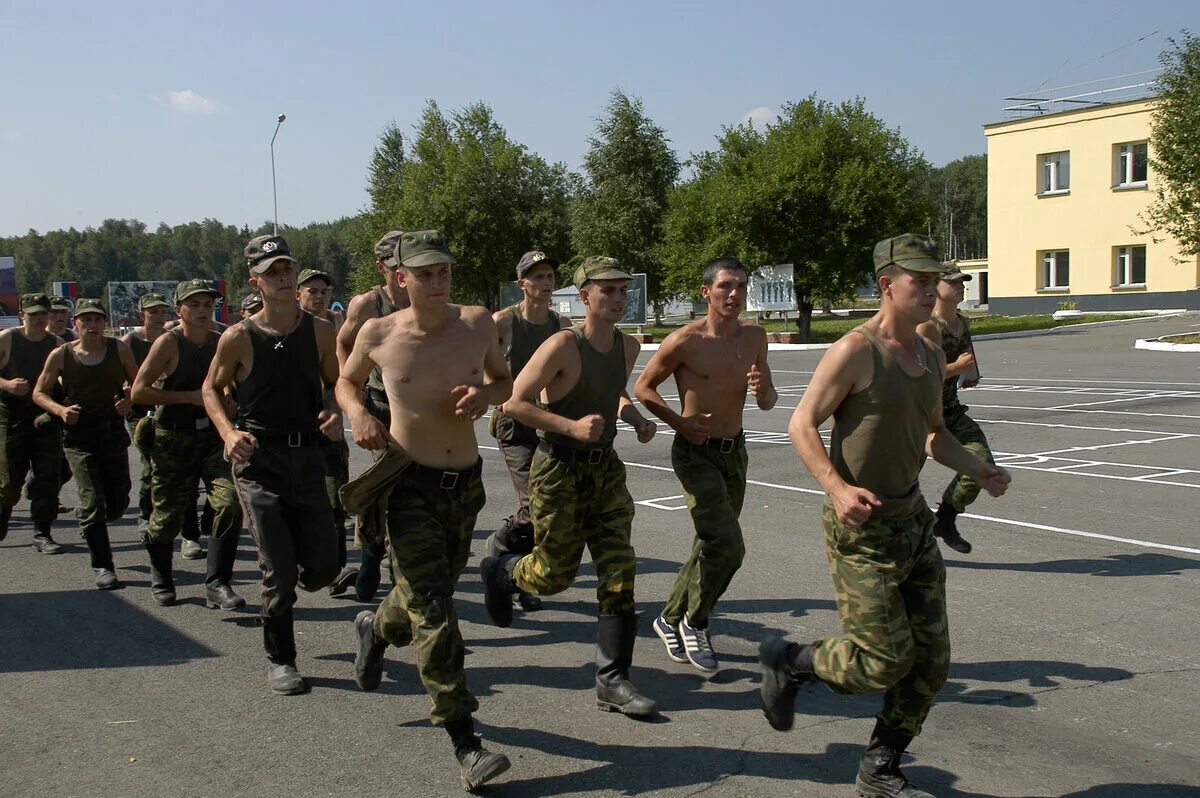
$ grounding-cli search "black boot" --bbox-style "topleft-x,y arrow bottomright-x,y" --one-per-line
263,612 -> 305,695
354,541 -> 384,602
479,554 -> 519,628
933,502 -> 971,554
31,522 -> 63,555
205,530 -> 245,610
445,715 -> 511,792
143,541 -> 176,606
0,504 -> 10,541
83,524 -> 119,590
758,636 -> 816,731
595,613 -> 657,718
854,719 -> 934,798
353,610 -> 389,691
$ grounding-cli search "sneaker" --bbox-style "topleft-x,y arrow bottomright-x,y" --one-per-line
353,611 -> 388,691
652,615 -> 687,664
677,615 -> 718,674
32,533 -> 63,555
180,538 -> 205,560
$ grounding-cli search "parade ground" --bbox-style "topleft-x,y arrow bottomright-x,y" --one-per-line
2,314 -> 1198,798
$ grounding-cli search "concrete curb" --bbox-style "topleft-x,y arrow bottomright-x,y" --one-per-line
1134,337 -> 1200,352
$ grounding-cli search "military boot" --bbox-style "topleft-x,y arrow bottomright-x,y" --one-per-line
263,613 -> 305,695
445,715 -> 511,792
143,541 -> 176,606
484,519 -> 542,612
31,521 -> 63,555
353,610 -> 389,691
933,502 -> 971,554
204,530 -> 245,609
0,505 -> 11,541
759,636 -> 816,731
479,554 -> 519,628
83,524 -> 120,590
854,719 -> 935,798
354,540 -> 384,602
595,613 -> 657,718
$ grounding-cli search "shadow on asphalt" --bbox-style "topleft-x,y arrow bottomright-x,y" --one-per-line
947,552 -> 1200,577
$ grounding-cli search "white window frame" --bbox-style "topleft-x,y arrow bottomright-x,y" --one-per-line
1040,151 -> 1070,194
1040,250 -> 1070,291
1114,245 -> 1147,287
1114,142 -> 1148,188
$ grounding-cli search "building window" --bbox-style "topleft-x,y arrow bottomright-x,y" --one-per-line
1040,151 -> 1070,194
1040,250 -> 1070,290
1114,245 -> 1147,287
1114,142 -> 1148,187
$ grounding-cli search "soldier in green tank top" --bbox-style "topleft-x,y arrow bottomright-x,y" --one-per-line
34,298 -> 140,591
917,265 -> 995,555
758,235 -> 1012,798
481,256 -> 661,720
0,294 -> 65,552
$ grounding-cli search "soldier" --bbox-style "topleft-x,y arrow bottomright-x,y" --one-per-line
758,234 -> 1011,798
33,298 -> 139,590
484,250 -> 572,614
240,293 -> 263,319
297,267 -> 356,596
634,258 -> 777,674
132,279 -> 245,609
917,264 -> 993,554
336,231 -> 406,602
0,294 -> 64,552
203,235 -> 342,695
47,296 -> 76,342
337,230 -> 512,790
480,256 -> 659,719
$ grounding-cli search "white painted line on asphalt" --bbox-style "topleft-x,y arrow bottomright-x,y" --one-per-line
968,403 -> 1200,420
958,514 -> 1200,556
985,377 -> 1200,386
1027,434 -> 1194,457
1045,395 -> 1192,410
635,495 -> 689,511
976,418 -> 1200,437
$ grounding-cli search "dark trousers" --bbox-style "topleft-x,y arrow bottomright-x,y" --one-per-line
63,422 -> 132,570
0,409 -> 63,526
491,410 -> 538,528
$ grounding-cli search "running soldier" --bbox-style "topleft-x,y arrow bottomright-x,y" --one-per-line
33,298 -> 139,590
337,230 -> 512,790
480,256 -> 659,719
203,235 -> 342,696
132,279 -> 245,609
240,294 -> 263,319
0,294 -> 64,552
48,296 -> 76,342
484,250 -> 571,614
917,264 -> 992,554
758,234 -> 1011,798
634,258 -> 777,674
336,230 -> 406,602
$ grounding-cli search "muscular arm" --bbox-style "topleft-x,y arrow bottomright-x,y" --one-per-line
504,332 -> 596,441
203,327 -> 256,463
924,347 -> 1008,494
32,347 -> 72,420
335,318 -> 391,450
336,292 -> 376,370
616,334 -> 654,442
748,326 -> 778,410
492,308 -> 513,356
0,331 -> 20,396
114,340 -> 139,416
131,334 -> 196,407
313,316 -> 342,439
634,330 -> 688,431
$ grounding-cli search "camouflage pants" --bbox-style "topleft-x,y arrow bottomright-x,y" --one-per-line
813,503 -> 950,738
491,410 -> 538,527
128,414 -> 153,520
373,460 -> 485,725
63,423 -> 132,530
512,446 -> 636,616
146,426 -> 241,545
661,435 -> 748,628
941,409 -> 994,513
0,408 -> 62,525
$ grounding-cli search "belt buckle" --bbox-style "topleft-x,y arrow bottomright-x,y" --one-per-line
586,448 -> 603,465
287,432 -> 302,448
719,438 -> 735,455
439,471 -> 459,490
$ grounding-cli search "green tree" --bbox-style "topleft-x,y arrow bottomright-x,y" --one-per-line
571,91 -> 680,323
1142,31 -> 1200,256
918,154 -> 987,260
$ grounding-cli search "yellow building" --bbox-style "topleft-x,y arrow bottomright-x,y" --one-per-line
983,98 -> 1199,314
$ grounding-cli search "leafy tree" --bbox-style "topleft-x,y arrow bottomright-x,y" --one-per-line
917,154 -> 986,260
1142,31 -> 1200,256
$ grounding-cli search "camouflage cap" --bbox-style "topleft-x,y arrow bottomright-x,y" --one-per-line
175,279 -> 221,302
516,250 -> 559,279
48,295 -> 72,309
939,263 -> 973,282
72,297 -> 106,318
240,293 -> 264,311
297,268 -> 332,287
138,292 -> 169,311
19,293 -> 51,313
399,230 -> 456,270
574,256 -> 632,289
872,234 -> 942,274
244,234 -> 296,275
374,230 -> 405,269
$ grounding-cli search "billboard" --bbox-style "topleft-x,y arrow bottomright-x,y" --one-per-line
499,273 -> 648,326
746,264 -> 796,312
107,280 -> 230,329
0,257 -> 16,317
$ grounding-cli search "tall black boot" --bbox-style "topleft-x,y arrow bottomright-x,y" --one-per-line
854,718 -> 934,798
0,504 -> 10,541
328,524 -> 358,596
205,531 -> 245,610
595,613 -> 657,718
933,502 -> 971,554
143,541 -> 176,606
83,523 -> 119,590
758,636 -> 817,731
262,612 -> 305,695
480,554 -> 521,628
444,715 -> 511,791
354,540 -> 384,602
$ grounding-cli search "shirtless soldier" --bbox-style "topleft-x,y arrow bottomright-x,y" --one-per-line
635,258 -> 777,674
758,234 -> 1011,798
480,256 -> 659,719
337,230 -> 512,790
484,250 -> 571,613
203,235 -> 343,695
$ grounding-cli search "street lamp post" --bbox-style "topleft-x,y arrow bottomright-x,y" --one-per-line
270,113 -> 286,235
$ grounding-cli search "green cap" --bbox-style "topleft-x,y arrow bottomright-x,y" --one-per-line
939,263 -> 973,282
872,234 -> 942,274
399,230 -> 456,270
19,293 -> 50,313
175,279 -> 221,302
72,298 -> 106,318
48,295 -> 72,309
374,230 -> 404,268
297,268 -> 332,286
574,256 -> 632,289
138,292 -> 169,311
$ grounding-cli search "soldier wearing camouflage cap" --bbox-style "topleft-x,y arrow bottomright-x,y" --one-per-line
758,234 -> 1012,798
481,256 -> 660,720
47,295 -> 76,342
240,293 -> 263,318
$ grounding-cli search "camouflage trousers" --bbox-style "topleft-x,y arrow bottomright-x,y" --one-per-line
63,422 -> 132,531
146,426 -> 241,545
512,445 -> 636,616
128,414 -> 153,521
373,459 -> 485,725
813,503 -> 950,738
661,434 -> 748,628
490,410 -> 539,527
0,407 -> 62,525
941,409 -> 994,513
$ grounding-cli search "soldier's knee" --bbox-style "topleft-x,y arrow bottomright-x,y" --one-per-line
861,642 -> 918,692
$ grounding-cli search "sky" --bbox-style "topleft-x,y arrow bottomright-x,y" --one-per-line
1,1 -> 1195,238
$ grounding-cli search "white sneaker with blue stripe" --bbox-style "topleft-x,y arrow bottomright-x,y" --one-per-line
678,614 -> 719,674
652,614 -> 687,663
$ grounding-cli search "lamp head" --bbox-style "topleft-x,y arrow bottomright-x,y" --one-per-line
277,113 -> 286,123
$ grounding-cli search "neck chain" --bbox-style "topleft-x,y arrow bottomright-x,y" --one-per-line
271,331 -> 290,350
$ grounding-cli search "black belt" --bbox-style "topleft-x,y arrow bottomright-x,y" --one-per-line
405,458 -> 482,490
154,417 -> 213,432
247,430 -> 319,448
703,431 -> 745,454
538,441 -> 613,465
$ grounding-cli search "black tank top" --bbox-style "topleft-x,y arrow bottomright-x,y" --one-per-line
506,305 -> 560,378
127,332 -> 154,418
542,326 -> 626,449
61,338 -> 126,425
156,329 -> 219,426
1,331 -> 58,418
236,313 -> 322,435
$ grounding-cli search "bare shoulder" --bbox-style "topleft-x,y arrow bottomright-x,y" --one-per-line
345,291 -> 378,322
492,306 -> 514,325
114,337 -> 135,356
621,329 -> 642,358
739,321 -> 769,343
119,329 -> 137,344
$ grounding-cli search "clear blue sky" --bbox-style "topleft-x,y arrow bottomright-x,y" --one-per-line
1,1 -> 1194,237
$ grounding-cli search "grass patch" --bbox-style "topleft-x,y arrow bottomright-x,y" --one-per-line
1161,333 -> 1200,345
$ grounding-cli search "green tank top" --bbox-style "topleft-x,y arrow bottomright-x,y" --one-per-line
829,325 -> 941,520
127,332 -> 155,418
156,329 -> 219,426
61,338 -> 126,425
366,286 -> 401,393
541,326 -> 626,450
1,331 -> 58,418
931,312 -> 972,414
506,305 -> 561,377
236,313 -> 322,435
